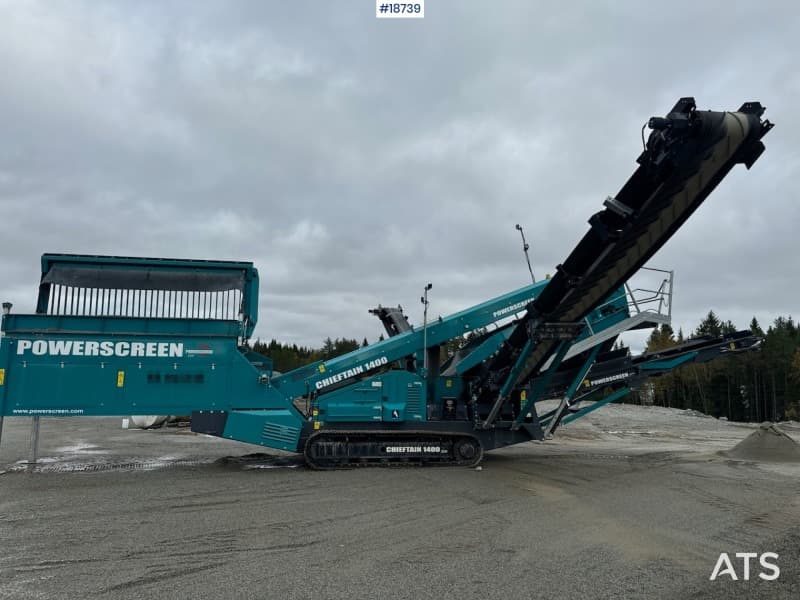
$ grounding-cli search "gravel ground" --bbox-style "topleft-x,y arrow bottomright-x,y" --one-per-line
1,406 -> 798,600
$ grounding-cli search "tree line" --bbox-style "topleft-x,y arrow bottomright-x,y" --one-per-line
637,311 -> 800,422
251,330 -> 481,375
251,337 -> 369,373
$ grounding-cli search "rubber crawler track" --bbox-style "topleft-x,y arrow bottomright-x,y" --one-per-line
304,430 -> 484,470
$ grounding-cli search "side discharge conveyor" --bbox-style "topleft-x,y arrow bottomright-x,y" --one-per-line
0,98 -> 772,468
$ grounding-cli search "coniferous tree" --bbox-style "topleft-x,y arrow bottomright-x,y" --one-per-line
750,317 -> 764,337
322,337 -> 335,359
646,323 -> 676,352
695,310 -> 722,337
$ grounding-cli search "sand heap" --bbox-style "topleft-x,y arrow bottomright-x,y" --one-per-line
725,423 -> 800,462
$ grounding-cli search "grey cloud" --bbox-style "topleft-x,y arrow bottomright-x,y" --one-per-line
0,0 -> 797,349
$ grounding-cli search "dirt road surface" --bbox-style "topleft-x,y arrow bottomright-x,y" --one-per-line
1,405 -> 798,599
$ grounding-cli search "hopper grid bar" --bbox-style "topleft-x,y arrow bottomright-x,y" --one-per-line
45,284 -> 242,321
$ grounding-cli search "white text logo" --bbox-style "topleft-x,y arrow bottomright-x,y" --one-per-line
315,356 -> 389,390
709,552 -> 780,581
492,297 -> 535,319
16,339 -> 184,358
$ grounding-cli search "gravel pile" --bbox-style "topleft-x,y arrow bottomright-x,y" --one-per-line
724,423 -> 800,463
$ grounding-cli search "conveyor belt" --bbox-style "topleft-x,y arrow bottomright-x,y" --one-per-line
481,98 -> 772,424
527,330 -> 762,401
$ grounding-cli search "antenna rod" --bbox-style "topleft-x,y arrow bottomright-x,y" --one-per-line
515,224 -> 536,284
421,283 -> 432,374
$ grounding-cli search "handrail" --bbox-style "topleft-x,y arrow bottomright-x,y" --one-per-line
623,268 -> 674,318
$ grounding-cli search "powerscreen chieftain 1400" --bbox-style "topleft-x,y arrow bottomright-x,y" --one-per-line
0,98 -> 773,468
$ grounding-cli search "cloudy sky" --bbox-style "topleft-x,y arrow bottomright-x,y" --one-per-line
0,1 -> 797,350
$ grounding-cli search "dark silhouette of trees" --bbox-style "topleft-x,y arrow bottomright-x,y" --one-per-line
638,313 -> 800,422
251,337 -> 363,373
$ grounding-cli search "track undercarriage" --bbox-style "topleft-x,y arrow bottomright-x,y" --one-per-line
304,430 -> 484,469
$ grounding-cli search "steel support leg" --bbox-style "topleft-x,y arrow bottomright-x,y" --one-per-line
561,387 -> 632,426
27,416 -> 40,472
538,387 -> 605,423
482,339 -> 534,428
542,344 -> 601,437
511,341 -> 571,430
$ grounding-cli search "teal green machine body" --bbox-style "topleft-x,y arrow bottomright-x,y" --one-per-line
0,254 -> 628,453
